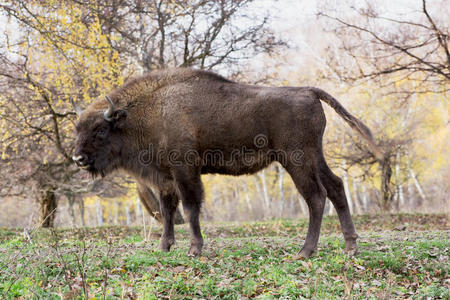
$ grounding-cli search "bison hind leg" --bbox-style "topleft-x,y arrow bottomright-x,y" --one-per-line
318,157 -> 358,254
285,155 -> 327,258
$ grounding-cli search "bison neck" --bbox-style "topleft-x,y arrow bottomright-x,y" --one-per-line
119,143 -> 174,189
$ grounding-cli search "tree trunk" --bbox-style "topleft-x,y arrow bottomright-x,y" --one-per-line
96,198 -> 103,226
360,185 -> 368,213
325,199 -> 334,216
395,151 -> 405,211
278,166 -> 285,218
409,167 -> 427,207
125,205 -> 131,225
352,180 -> 362,215
113,202 -> 119,224
137,182 -> 184,225
67,193 -> 76,226
257,171 -> 270,217
232,184 -> 240,220
380,156 -> 394,211
288,194 -> 295,218
39,185 -> 57,228
253,176 -> 264,217
341,160 -> 354,214
211,185 -> 222,220
79,197 -> 85,227
297,196 -> 307,217
406,181 -> 412,210
329,198 -> 335,215
135,195 -> 142,220
242,181 -> 253,214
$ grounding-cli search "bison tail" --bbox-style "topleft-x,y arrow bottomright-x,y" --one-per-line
312,87 -> 383,160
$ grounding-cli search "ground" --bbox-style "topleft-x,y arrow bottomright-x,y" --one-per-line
0,214 -> 448,299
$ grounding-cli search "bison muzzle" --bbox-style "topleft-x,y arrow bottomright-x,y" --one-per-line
73,68 -> 380,258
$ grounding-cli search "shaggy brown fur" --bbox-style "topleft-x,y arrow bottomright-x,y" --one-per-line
73,68 -> 379,258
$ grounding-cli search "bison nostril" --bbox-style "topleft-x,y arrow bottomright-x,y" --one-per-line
73,154 -> 88,166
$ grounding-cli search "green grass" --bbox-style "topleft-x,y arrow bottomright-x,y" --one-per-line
0,214 -> 448,299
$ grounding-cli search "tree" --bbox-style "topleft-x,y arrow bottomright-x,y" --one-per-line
86,0 -> 283,73
318,0 -> 449,93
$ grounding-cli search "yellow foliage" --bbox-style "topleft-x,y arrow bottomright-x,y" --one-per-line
0,1 -> 124,161
24,1 -> 124,106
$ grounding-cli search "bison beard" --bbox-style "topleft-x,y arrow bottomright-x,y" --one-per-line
73,68 -> 380,258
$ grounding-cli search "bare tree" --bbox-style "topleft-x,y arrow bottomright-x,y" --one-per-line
318,0 -> 449,93
73,0 -> 284,73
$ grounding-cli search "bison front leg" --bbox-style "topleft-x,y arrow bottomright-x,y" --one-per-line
173,168 -> 204,257
159,190 -> 179,252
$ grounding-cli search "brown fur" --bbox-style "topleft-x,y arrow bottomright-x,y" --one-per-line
73,68 -> 376,257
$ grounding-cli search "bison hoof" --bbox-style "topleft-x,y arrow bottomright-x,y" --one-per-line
295,247 -> 316,259
345,245 -> 358,256
159,238 -> 175,252
187,244 -> 202,257
345,239 -> 358,256
345,248 -> 357,256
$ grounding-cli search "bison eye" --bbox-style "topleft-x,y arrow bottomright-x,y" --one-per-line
96,128 -> 108,138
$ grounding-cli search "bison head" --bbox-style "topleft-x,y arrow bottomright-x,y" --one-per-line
73,96 -> 128,177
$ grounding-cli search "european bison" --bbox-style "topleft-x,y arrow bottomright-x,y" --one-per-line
73,68 -> 380,258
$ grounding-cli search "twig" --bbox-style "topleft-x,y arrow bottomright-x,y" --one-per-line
146,215 -> 155,242
23,228 -> 33,245
50,229 -> 73,292
102,238 -> 113,300
73,237 -> 89,299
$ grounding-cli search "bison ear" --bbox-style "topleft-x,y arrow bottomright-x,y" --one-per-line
112,109 -> 127,129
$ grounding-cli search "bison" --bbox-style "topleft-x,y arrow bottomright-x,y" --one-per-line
73,68 -> 380,258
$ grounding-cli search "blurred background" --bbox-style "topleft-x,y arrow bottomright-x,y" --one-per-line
0,0 -> 448,228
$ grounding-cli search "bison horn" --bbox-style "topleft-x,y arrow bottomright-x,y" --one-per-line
104,95 -> 115,121
70,97 -> 82,117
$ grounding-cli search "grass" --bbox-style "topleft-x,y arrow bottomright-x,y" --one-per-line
0,213 -> 448,299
